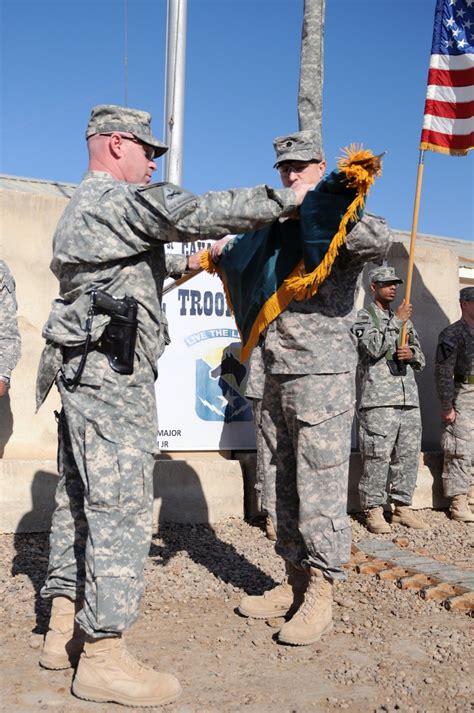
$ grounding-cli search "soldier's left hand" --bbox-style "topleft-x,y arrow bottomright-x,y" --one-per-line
209,235 -> 233,263
396,344 -> 413,361
0,380 -> 9,398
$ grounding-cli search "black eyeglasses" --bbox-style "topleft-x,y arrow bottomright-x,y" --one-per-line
101,133 -> 155,161
119,136 -> 155,161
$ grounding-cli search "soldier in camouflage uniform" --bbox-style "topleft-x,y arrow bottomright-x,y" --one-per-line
352,266 -> 429,534
36,105 -> 312,707
0,261 -> 21,397
228,131 -> 393,647
435,286 -> 474,523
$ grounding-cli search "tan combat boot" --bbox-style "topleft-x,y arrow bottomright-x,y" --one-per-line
39,596 -> 85,670
265,515 -> 277,542
278,567 -> 333,646
392,504 -> 430,530
72,635 -> 181,707
450,494 -> 474,523
238,562 -> 308,619
365,506 -> 391,534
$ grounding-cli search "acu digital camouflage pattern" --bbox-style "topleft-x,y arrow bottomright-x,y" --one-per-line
357,406 -> 421,509
259,213 -> 392,581
352,304 -> 425,408
0,260 -> 21,380
244,341 -> 266,509
353,302 -> 424,508
435,318 -> 474,497
39,169 -> 299,634
86,104 -> 168,158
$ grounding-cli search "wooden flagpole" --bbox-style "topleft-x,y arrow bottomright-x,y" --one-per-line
400,149 -> 425,345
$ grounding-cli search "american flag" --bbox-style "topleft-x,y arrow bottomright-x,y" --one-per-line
420,0 -> 474,155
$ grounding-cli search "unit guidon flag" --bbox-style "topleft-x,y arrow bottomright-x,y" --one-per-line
202,147 -> 383,362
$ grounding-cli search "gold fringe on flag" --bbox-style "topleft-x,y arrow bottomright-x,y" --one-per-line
201,145 -> 383,362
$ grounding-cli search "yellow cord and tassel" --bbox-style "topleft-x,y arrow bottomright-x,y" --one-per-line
283,144 -> 382,301
201,144 -> 383,362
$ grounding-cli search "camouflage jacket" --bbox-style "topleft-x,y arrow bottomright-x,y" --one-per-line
435,318 -> 474,410
0,260 -> 21,380
262,214 -> 392,375
37,172 -> 297,406
352,302 -> 424,408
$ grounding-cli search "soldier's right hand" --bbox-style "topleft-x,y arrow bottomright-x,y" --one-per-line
291,182 -> 315,207
0,380 -> 9,398
395,299 -> 412,323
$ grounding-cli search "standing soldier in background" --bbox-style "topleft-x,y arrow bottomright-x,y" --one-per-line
35,104 -> 311,708
352,266 -> 429,534
435,286 -> 474,523
0,260 -> 21,397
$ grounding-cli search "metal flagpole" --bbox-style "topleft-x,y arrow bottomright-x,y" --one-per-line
400,151 -> 425,346
163,0 -> 188,184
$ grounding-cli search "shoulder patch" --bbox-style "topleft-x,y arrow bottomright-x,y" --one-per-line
436,340 -> 455,363
136,182 -> 196,219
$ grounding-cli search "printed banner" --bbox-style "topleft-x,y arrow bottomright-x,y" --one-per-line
155,242 -> 256,451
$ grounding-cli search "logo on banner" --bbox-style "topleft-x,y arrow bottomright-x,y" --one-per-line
184,329 -> 252,423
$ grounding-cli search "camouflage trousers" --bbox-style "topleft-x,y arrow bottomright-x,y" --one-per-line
441,386 -> 473,498
358,406 -> 421,509
251,399 -> 265,511
260,372 -> 354,581
40,350 -> 157,637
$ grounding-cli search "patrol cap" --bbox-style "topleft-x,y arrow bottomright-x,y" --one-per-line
273,130 -> 324,167
86,104 -> 168,158
369,265 -> 403,284
460,286 -> 474,302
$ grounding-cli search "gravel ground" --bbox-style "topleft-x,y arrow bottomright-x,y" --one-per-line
0,510 -> 473,712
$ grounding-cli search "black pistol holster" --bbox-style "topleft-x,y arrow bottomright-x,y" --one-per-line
94,290 -> 138,375
60,290 -> 138,392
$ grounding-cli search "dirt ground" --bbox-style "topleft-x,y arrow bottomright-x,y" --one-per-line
0,513 -> 473,713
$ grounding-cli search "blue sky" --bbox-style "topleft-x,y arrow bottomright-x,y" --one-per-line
1,0 -> 473,242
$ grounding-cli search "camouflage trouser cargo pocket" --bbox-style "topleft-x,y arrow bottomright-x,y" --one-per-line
302,514 -> 352,582
91,562 -> 140,633
441,423 -> 472,497
358,411 -> 390,459
84,422 -> 147,510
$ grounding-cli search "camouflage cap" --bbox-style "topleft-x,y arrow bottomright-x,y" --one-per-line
369,265 -> 403,284
460,286 -> 474,302
86,104 -> 168,158
273,130 -> 324,167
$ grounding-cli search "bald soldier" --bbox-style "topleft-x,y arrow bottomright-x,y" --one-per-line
435,286 -> 474,523
36,105 -> 312,707
352,266 -> 428,533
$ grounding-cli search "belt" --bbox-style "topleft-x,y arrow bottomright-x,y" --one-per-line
62,342 -> 101,363
454,373 -> 474,384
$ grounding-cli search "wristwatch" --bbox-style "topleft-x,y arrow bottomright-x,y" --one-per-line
0,375 -> 10,385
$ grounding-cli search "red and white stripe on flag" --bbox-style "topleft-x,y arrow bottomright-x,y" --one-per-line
420,0 -> 474,156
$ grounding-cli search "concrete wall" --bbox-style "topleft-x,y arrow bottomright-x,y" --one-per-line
0,180 -> 464,532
